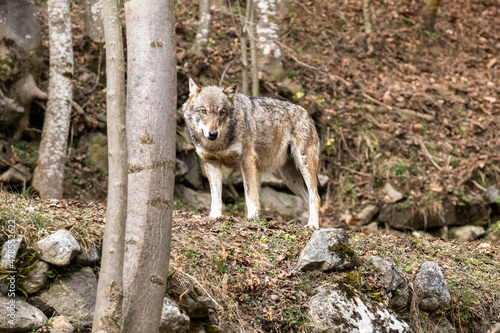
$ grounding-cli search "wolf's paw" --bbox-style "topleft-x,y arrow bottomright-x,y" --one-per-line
305,222 -> 319,230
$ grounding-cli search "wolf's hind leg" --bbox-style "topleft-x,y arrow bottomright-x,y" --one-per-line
205,161 -> 223,218
278,157 -> 309,203
293,145 -> 320,229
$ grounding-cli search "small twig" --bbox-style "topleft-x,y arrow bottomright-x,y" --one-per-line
94,44 -> 103,89
417,136 -> 442,171
339,127 -> 358,161
179,288 -> 190,302
471,179 -> 486,192
172,267 -> 223,310
336,163 -> 373,178
362,92 -> 393,110
219,58 -> 237,85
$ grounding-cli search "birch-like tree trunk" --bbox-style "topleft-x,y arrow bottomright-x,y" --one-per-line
255,0 -> 285,82
92,0 -> 126,331
32,0 -> 73,199
250,1 -> 259,96
421,0 -> 442,31
362,0 -> 374,54
190,0 -> 211,57
85,0 -> 105,43
121,0 -> 177,331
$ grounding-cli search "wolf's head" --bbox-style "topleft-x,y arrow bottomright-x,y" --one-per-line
183,77 -> 238,143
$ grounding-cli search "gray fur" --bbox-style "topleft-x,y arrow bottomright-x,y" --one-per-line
182,78 -> 321,228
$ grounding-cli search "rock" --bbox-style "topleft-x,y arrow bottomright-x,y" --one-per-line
51,315 -> 73,333
0,235 -> 22,269
430,316 -> 456,333
369,256 -> 409,308
174,185 -> 221,214
487,185 -> 499,205
309,284 -> 412,333
260,186 -> 306,220
86,133 -> 108,170
261,171 -> 286,189
0,294 -> 47,333
449,225 -> 485,242
35,230 -> 81,266
384,183 -> 404,202
182,151 -> 202,189
294,228 -> 356,272
487,322 -> 500,333
456,193 -> 491,226
74,245 -> 101,266
357,205 -> 379,225
159,298 -> 190,333
31,267 -> 97,326
175,158 -> 188,177
178,295 -> 216,319
414,261 -> 451,311
18,261 -> 49,294
318,174 -> 330,189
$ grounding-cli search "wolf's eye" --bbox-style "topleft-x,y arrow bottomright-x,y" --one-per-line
199,108 -> 207,114
220,109 -> 226,116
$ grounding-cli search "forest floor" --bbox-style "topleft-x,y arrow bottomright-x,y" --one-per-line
1,192 -> 499,332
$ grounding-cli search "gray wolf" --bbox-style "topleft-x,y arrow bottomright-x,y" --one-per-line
182,77 -> 321,229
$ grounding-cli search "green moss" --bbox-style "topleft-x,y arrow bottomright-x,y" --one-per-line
328,242 -> 355,261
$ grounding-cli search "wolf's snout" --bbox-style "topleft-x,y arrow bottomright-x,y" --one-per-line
208,131 -> 219,141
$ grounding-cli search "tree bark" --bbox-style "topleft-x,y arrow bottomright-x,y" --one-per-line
121,0 -> 177,331
84,0 -> 105,43
255,0 -> 285,82
362,0 -> 374,54
92,0 -> 126,331
421,0 -> 442,31
249,1 -> 259,96
32,0 -> 73,199
190,0 -> 211,57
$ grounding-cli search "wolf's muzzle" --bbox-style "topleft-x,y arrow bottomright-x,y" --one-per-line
208,131 -> 219,141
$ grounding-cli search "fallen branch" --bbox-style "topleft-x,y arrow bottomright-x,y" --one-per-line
172,267 -> 223,310
362,92 -> 434,121
417,137 -> 442,171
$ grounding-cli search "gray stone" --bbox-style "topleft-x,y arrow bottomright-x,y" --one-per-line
260,186 -> 306,220
0,294 -> 47,333
174,185 -> 221,214
384,183 -> 404,202
178,294 -> 216,319
159,298 -> 190,333
487,322 -> 500,333
35,230 -> 81,266
449,225 -> 485,242
51,315 -> 73,333
175,158 -> 188,177
414,261 -> 451,311
74,245 -> 101,266
261,171 -> 286,188
309,284 -> 412,333
31,267 -> 97,326
294,228 -> 356,272
487,186 -> 499,205
357,205 -> 379,225
0,235 -> 23,269
182,150 -> 202,189
369,256 -> 409,308
318,174 -> 330,189
18,261 -> 49,294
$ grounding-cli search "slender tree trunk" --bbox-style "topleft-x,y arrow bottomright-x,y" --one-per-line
249,1 -> 259,96
254,0 -> 285,82
85,0 -> 105,43
421,0 -> 442,31
92,0 -> 126,331
362,0 -> 374,53
121,0 -> 177,331
191,0 -> 211,57
240,0 -> 253,95
32,0 -> 73,199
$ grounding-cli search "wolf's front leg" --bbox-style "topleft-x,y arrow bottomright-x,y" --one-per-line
204,161 -> 223,218
241,154 -> 260,219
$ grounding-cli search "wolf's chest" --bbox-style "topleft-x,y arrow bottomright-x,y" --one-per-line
196,143 -> 242,169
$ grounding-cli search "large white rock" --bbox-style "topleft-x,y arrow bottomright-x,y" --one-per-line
450,225 -> 485,242
309,284 -> 412,333
35,230 -> 81,266
260,186 -> 305,220
159,298 -> 190,333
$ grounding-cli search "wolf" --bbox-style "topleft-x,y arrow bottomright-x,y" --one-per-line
182,77 -> 321,229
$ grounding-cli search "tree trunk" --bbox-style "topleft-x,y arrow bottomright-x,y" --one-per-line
249,1 -> 259,96
362,0 -> 374,54
421,0 -> 442,31
84,0 -> 105,43
121,0 -> 177,331
32,0 -> 73,199
92,0 -> 126,331
190,0 -> 211,57
255,0 -> 285,82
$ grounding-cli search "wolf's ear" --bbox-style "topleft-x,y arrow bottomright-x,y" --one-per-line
223,83 -> 238,101
189,76 -> 202,97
